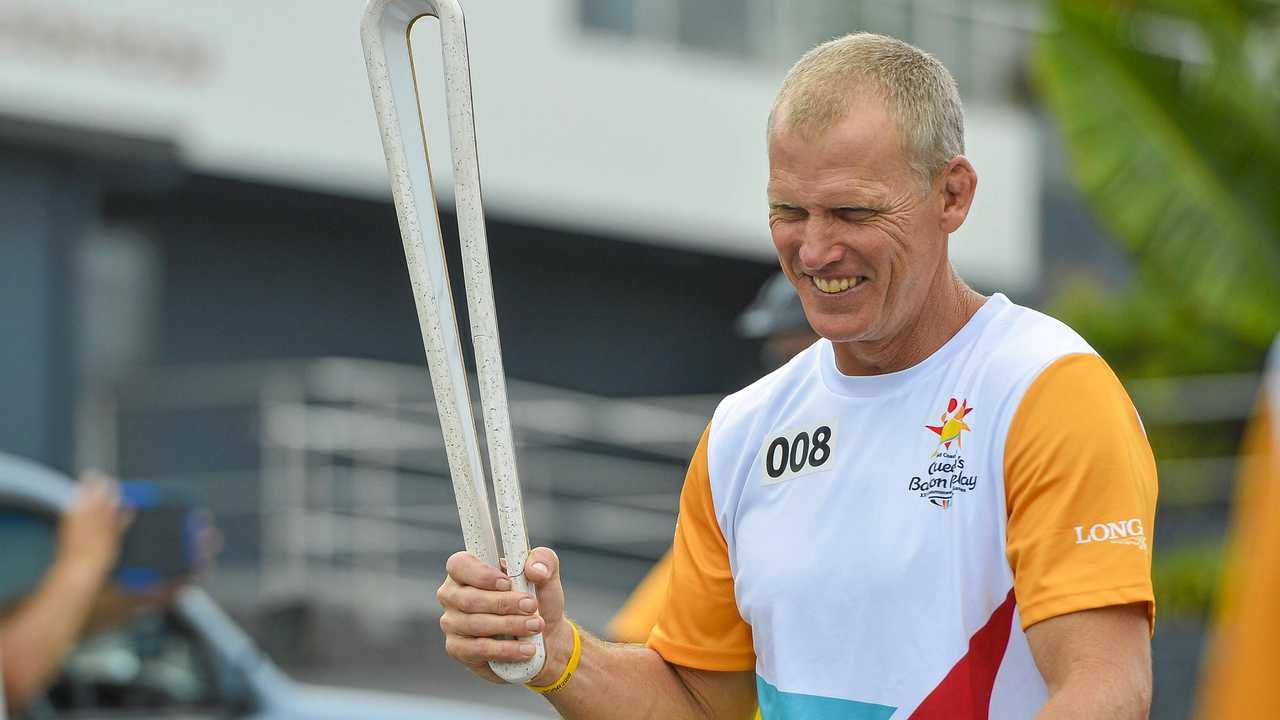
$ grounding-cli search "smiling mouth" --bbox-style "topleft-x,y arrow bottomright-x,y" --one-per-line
809,275 -> 867,295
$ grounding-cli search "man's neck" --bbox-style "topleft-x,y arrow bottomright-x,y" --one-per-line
831,273 -> 986,377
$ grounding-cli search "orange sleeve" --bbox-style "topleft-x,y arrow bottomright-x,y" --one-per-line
1004,353 -> 1158,631
646,424 -> 756,671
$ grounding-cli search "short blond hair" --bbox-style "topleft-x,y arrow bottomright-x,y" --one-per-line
769,33 -> 965,182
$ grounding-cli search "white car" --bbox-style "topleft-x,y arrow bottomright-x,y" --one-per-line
0,452 -> 543,720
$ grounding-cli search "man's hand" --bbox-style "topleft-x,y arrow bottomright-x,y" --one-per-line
55,471 -> 131,586
437,547 -> 756,718
437,547 -> 575,685
2,471 -> 132,711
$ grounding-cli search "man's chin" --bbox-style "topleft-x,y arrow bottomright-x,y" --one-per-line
799,294 -> 882,344
807,318 -> 876,344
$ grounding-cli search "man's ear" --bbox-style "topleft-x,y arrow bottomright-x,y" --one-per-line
938,156 -> 977,234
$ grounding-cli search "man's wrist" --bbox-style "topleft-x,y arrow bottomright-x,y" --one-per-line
528,619 -> 577,687
50,553 -> 111,593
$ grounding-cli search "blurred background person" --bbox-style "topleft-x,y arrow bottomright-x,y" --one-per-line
608,271 -> 815,645
736,274 -> 820,375
1,474 -> 129,714
1194,337 -> 1280,719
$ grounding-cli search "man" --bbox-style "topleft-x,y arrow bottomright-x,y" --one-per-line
1,474 -> 130,713
437,33 -> 1156,718
1,470 -> 216,715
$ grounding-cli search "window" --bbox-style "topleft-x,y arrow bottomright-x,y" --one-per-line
576,0 -> 1032,103
580,0 -> 636,34
40,610 -> 224,717
0,509 -> 57,607
676,0 -> 750,56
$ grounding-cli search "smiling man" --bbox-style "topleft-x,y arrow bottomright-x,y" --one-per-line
437,33 -> 1157,719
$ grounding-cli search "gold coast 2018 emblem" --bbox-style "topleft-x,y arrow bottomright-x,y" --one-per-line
926,397 -> 974,458
908,398 -> 979,509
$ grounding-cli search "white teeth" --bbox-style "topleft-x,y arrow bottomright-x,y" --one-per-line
811,276 -> 861,294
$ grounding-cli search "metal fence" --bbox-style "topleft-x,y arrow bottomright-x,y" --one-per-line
78,358 -> 715,631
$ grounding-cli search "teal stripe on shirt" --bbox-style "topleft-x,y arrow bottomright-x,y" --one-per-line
756,676 -> 897,720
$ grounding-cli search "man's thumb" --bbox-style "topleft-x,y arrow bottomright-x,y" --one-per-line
524,547 -> 564,624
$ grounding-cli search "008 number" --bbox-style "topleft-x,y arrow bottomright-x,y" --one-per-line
764,425 -> 832,479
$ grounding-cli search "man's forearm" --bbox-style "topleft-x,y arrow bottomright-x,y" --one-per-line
1035,671 -> 1151,720
541,626 -> 733,719
1,561 -> 105,710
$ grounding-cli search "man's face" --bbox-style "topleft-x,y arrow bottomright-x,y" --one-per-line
767,101 -> 950,347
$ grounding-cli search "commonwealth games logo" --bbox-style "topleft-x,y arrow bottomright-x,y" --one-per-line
908,397 -> 979,509
925,397 -> 974,457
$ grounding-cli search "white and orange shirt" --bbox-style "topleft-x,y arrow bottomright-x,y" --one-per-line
648,293 -> 1157,719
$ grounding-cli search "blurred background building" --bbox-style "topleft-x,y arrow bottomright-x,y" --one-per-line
1,0 -> 1273,717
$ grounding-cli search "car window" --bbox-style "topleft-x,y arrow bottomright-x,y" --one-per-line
0,509 -> 57,607
25,609 -> 227,719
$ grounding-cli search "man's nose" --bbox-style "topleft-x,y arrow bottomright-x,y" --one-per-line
797,218 -> 845,271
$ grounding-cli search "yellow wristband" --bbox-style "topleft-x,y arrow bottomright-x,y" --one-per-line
526,622 -> 582,695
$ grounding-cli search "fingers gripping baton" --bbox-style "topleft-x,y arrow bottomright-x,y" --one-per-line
360,0 -> 544,683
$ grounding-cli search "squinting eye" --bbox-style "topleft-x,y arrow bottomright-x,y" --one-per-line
837,207 -> 875,221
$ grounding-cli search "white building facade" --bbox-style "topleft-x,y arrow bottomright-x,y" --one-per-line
0,0 -> 1040,291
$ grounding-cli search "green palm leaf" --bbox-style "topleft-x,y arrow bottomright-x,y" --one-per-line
1035,0 -> 1280,346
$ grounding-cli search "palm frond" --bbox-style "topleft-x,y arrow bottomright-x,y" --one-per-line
1036,0 -> 1280,346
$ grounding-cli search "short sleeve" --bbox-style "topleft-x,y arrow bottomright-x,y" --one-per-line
1004,353 -> 1158,631
647,424 -> 756,671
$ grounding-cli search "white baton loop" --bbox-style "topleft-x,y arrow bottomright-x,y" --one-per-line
359,0 -> 545,684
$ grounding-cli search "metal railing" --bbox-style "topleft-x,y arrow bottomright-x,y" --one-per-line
78,357 -> 715,628
1126,372 -> 1262,510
